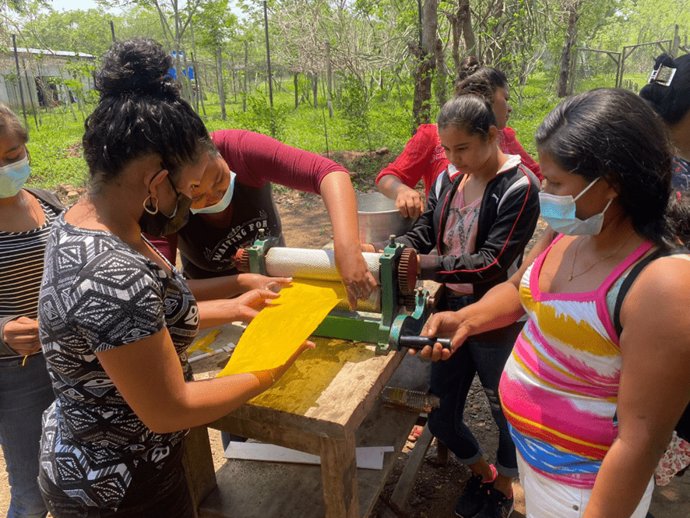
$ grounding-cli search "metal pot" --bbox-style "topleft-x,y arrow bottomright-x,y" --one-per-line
357,192 -> 416,243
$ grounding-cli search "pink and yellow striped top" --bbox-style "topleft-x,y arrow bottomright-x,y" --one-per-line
499,235 -> 653,489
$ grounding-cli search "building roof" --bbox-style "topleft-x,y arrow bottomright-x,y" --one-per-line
14,47 -> 95,59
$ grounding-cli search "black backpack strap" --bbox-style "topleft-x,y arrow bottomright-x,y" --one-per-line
25,188 -> 65,212
613,247 -> 689,336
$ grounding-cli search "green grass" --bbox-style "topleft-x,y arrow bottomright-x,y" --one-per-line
22,73 -> 573,192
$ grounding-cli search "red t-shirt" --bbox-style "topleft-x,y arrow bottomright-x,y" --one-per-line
375,124 -> 542,196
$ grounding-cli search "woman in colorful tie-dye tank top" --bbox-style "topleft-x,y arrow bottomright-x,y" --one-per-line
419,89 -> 690,518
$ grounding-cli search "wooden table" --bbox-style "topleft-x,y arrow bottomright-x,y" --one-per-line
183,323 -> 419,518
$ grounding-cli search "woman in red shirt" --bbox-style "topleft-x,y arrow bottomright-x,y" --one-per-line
377,58 -> 541,219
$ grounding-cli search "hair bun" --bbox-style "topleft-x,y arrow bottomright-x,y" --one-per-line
96,39 -> 179,98
458,56 -> 481,81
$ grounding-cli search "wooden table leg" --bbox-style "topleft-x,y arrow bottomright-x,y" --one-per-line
319,433 -> 359,518
182,426 -> 217,517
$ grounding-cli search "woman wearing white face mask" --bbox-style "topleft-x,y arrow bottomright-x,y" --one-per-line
0,103 -> 62,518
418,89 -> 690,518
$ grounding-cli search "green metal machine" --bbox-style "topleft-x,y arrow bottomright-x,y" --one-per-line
235,231 -> 433,354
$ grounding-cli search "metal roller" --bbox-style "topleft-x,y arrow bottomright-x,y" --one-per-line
264,248 -> 382,282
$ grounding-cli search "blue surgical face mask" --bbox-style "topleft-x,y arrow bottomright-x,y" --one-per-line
190,170 -> 236,215
0,156 -> 31,198
539,177 -> 613,236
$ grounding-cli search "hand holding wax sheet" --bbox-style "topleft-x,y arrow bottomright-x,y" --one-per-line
217,282 -> 341,377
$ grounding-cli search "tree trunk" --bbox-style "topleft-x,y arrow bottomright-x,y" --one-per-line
459,0 -> 476,58
557,1 -> 581,97
294,73 -> 299,108
412,0 -> 439,130
216,47 -> 226,120
435,37 -> 448,107
312,73 -> 318,108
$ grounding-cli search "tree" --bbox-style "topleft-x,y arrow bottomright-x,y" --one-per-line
411,0 -> 438,128
194,0 -> 237,119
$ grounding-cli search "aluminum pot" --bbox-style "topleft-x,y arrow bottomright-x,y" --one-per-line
357,192 -> 416,243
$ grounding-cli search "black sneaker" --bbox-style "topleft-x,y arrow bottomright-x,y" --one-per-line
475,486 -> 514,518
454,473 -> 491,518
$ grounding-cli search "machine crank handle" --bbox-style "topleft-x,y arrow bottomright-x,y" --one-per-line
398,336 -> 451,350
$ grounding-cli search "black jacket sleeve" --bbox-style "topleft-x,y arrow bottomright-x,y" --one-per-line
419,174 -> 540,284
374,174 -> 448,253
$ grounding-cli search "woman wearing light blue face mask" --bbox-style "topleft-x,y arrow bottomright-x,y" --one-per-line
0,103 -> 62,518
419,89 -> 690,518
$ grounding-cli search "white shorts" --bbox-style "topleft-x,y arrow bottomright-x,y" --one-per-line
517,454 -> 654,518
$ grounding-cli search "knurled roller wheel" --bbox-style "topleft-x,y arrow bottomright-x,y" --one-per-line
234,248 -> 251,273
397,248 -> 418,296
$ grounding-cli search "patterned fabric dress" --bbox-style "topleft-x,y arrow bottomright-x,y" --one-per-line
38,214 -> 199,509
499,236 -> 653,489
672,156 -> 690,192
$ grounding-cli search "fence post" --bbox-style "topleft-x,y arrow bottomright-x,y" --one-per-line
216,47 -> 227,120
263,0 -> 274,109
243,41 -> 248,112
11,35 -> 28,129
325,41 -> 333,118
672,24 -> 680,56
293,72 -> 299,108
22,59 -> 39,130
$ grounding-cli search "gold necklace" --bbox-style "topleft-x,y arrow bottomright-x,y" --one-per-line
568,234 -> 632,282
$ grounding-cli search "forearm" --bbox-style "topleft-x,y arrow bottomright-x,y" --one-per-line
320,171 -> 361,252
196,300 -> 236,329
377,174 -> 412,200
154,373 -> 270,433
583,437 -> 664,518
187,276 -> 242,301
460,282 -> 525,335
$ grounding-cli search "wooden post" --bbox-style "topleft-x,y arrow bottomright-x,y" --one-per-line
263,0 -> 274,108
672,24 -> 680,56
217,47 -> 227,120
12,35 -> 28,129
293,72 -> 299,108
243,41 -> 248,112
22,59 -> 39,130
325,41 -> 333,118
311,73 -> 318,108
191,52 -> 206,117
109,20 -> 116,42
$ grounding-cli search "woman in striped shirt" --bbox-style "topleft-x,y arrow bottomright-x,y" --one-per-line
0,104 -> 62,518
419,89 -> 690,518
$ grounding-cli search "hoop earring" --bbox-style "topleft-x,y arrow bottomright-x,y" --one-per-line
143,195 -> 159,215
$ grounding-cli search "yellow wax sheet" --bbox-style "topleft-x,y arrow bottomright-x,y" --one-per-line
216,282 -> 341,377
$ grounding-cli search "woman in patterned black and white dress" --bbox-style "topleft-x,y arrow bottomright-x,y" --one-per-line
36,39 -> 311,518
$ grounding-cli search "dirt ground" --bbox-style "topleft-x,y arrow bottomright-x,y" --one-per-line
1,186 -> 689,517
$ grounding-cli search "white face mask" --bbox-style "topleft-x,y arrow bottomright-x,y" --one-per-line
190,170 -> 236,215
0,156 -> 31,198
539,177 -> 613,236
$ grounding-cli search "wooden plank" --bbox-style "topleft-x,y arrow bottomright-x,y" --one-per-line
389,424 -> 434,512
205,345 -> 405,440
